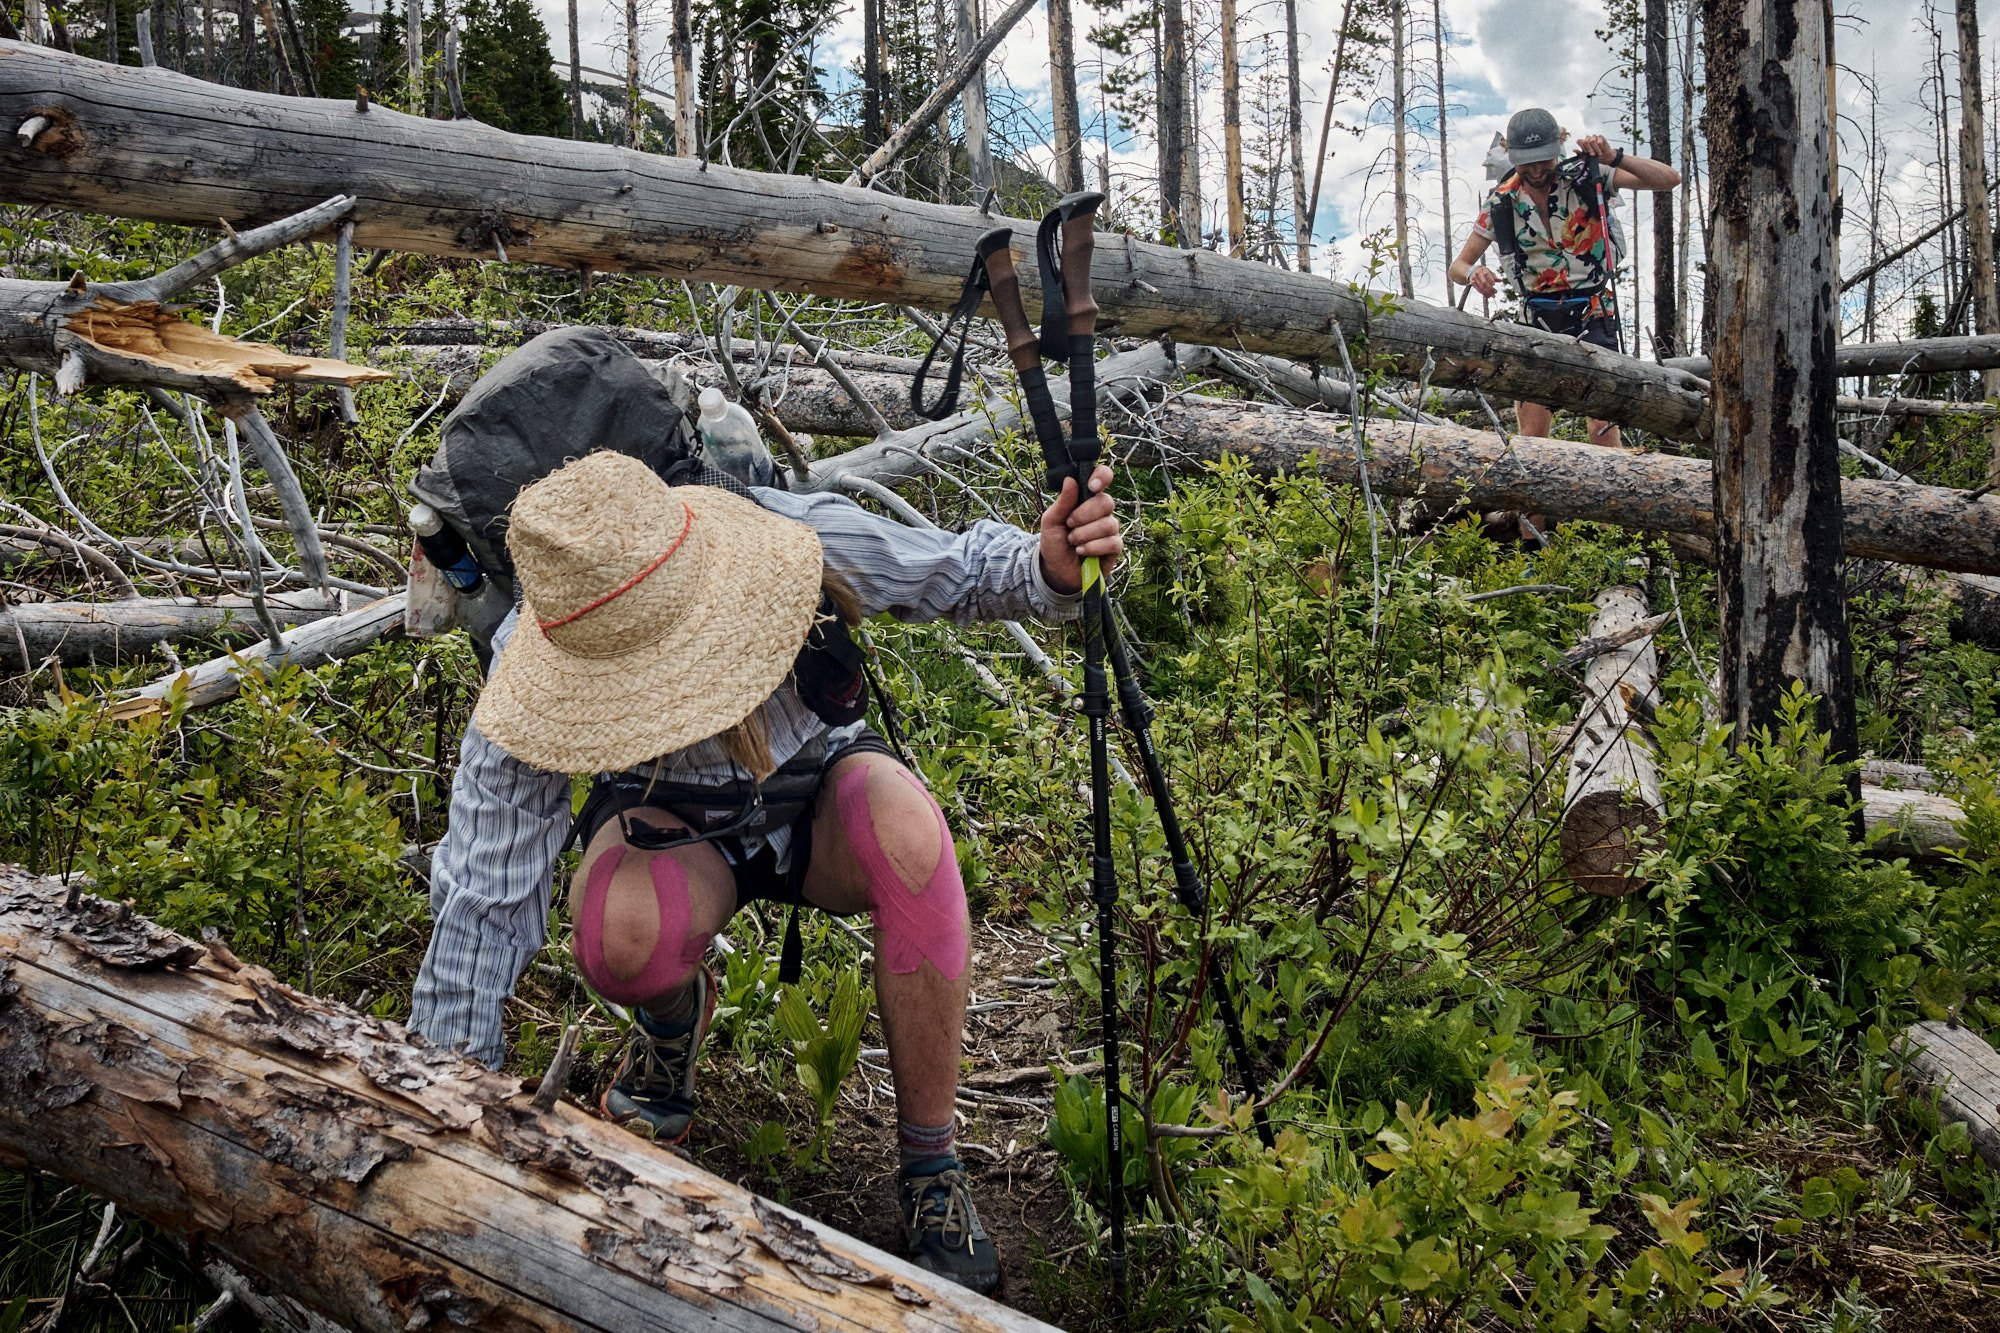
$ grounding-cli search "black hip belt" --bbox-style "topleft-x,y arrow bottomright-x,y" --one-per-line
569,734 -> 831,854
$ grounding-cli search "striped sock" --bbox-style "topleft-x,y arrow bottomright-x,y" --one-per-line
898,1117 -> 956,1170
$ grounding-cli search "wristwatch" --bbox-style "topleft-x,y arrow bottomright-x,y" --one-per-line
1610,148 -> 1625,168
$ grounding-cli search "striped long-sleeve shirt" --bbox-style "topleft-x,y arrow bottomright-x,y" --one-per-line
407,487 -> 1081,1067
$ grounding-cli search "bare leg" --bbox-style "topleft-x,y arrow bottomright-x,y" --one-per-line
573,808 -> 737,1019
801,753 -> 968,1129
1516,401 -> 1554,438
1587,418 -> 1622,447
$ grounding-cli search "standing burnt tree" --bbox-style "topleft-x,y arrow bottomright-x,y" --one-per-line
1702,0 -> 1857,764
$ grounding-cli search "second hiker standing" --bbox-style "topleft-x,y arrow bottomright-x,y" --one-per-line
1449,106 -> 1682,449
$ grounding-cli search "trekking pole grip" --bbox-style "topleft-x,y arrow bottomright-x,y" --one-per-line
977,227 -> 1038,371
1057,191 -> 1103,338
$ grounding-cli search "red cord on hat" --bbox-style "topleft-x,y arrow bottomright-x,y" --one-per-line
536,501 -> 696,632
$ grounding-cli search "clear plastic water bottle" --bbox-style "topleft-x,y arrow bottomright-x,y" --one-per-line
696,386 -> 778,489
408,503 -> 485,591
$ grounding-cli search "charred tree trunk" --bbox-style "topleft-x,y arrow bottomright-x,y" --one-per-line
0,868 -> 1059,1333
672,0 -> 696,156
0,42 -> 1722,438
1644,0 -> 1675,357
1158,0 -> 1189,244
1703,0 -> 1856,762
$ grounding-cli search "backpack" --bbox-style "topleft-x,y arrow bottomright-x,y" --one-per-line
407,327 -> 868,731
1487,154 -> 1622,303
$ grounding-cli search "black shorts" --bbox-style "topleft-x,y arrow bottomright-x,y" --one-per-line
569,727 -> 899,912
1527,301 -> 1620,352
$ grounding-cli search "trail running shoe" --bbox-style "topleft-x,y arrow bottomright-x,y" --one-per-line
599,967 -> 716,1144
898,1156 -> 1001,1295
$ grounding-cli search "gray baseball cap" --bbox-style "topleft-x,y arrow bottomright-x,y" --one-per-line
1505,108 -> 1563,165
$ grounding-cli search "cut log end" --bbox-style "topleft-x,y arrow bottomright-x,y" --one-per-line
1559,795 -> 1659,897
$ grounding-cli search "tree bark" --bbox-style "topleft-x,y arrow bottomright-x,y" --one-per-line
1644,0 -> 1675,357
862,0 -> 882,149
955,0 -> 992,196
1287,0 -> 1308,273
128,592 -> 407,707
1389,0 -> 1412,296
0,41 -> 1725,438
0,592 -> 340,668
623,0 -> 640,148
404,0 -> 421,113
1047,0 -> 1085,193
671,0 -> 695,156
1957,0 -> 2000,488
1561,585 -> 1662,897
0,868 -> 1060,1333
1219,0 -> 1244,255
1703,0 -> 1856,762
567,0 -> 583,139
1431,0 -> 1449,307
1140,401 -> 2000,576
1902,1021 -> 2000,1169
1158,0 -> 1188,244
1666,333 -> 2000,379
1301,0 -> 1357,274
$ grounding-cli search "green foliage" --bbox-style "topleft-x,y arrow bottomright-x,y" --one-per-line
453,0 -> 571,136
774,970 -> 870,1163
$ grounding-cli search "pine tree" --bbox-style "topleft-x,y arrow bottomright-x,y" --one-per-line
370,0 -> 407,100
457,0 -> 569,136
297,0 -> 360,99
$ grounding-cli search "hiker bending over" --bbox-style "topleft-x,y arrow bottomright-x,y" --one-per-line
408,449 -> 1124,1294
1448,106 -> 1681,449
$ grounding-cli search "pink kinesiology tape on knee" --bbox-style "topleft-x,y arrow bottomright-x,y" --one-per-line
573,845 -> 711,1005
836,765 -> 968,979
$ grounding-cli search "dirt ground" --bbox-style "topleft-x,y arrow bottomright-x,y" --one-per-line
569,918 -> 1099,1326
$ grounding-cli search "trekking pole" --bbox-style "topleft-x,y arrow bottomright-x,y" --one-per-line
983,226 -> 1276,1153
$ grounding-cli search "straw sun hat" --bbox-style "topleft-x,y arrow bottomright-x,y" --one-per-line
472,451 -> 824,774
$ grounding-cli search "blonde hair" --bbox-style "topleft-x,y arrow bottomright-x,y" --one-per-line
711,567 -> 862,780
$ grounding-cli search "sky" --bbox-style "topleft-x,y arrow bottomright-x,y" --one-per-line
529,0 -> 1977,338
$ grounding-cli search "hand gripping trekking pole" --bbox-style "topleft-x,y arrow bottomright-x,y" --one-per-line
984,224 -> 1275,1157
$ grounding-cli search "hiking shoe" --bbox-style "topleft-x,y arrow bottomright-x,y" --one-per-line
599,968 -> 716,1144
898,1156 -> 1001,1295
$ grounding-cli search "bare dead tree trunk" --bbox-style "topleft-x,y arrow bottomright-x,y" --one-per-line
404,0 -> 423,113
1286,0 -> 1307,271
862,0 -> 882,147
1958,0 -> 2000,487
1182,5 -> 1201,241
1390,0 -> 1412,296
1645,0 -> 1675,357
624,0 -> 641,147
1158,0 -> 1188,243
1217,0 -> 1244,253
956,0 -> 992,196
567,0 -> 583,138
1678,0 -> 1696,353
1704,0 -> 1857,763
1301,0 -> 1357,274
1432,0 -> 1450,307
1048,0 -> 1085,192
672,0 -> 695,155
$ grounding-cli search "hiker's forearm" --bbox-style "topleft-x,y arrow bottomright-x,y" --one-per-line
1614,153 -> 1682,191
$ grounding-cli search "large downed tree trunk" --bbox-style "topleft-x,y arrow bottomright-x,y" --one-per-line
1667,333 -> 2000,379
0,40 -> 1715,439
0,867 -> 1053,1332
1145,402 -> 2000,576
0,592 -> 339,668
1561,585 -> 1663,896
128,591 -> 408,708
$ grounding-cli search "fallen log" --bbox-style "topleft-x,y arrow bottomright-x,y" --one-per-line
1561,585 -> 1662,897
0,40 -> 1715,439
1861,785 -> 1967,858
1900,1021 -> 2000,1169
1142,401 -> 2000,576
0,866 -> 1055,1333
0,592 -> 339,668
1668,333 -> 2000,380
129,591 -> 408,709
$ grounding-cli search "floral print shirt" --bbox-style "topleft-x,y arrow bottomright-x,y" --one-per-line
1474,160 -> 1619,319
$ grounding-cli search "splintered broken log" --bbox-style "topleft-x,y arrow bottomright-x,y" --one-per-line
0,40 -> 1715,438
1145,401 -> 2000,576
0,592 -> 340,668
1901,1021 -> 2000,1169
0,195 -> 389,402
1561,585 -> 1663,896
0,866 -> 1056,1333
